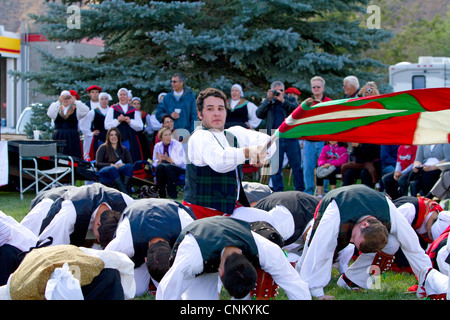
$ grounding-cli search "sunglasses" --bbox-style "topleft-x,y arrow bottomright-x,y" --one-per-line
312,86 -> 322,89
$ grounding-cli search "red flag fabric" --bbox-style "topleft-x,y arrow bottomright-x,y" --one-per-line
276,88 -> 450,145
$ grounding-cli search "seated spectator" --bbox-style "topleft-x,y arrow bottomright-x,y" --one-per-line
152,127 -> 186,199
96,127 -> 134,195
382,145 -> 417,200
341,143 -> 381,188
155,114 -> 180,143
315,141 -> 349,197
379,145 -> 399,191
410,144 -> 450,197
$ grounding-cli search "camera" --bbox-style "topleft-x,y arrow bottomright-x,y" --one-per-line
273,90 -> 280,97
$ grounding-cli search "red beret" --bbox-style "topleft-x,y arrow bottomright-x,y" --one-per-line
87,85 -> 102,92
285,87 -> 301,95
69,90 -> 80,100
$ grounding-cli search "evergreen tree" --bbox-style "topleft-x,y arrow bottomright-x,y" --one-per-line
17,0 -> 392,110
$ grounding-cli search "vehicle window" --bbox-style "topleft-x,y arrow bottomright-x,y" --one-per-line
412,75 -> 426,89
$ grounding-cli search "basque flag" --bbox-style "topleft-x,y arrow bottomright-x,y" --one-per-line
276,88 -> 450,145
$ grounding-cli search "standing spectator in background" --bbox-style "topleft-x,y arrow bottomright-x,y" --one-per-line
285,87 -> 301,101
84,85 -> 102,110
302,76 -> 333,195
410,144 -> 450,197
225,84 -> 261,129
47,90 -> 90,158
132,97 -> 152,161
256,81 -> 304,192
105,88 -> 143,163
155,73 -> 197,133
382,145 -> 418,200
80,92 -> 112,160
343,76 -> 360,98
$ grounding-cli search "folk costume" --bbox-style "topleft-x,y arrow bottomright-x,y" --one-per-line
79,92 -> 111,160
0,211 -> 38,285
393,196 -> 445,244
0,244 -> 135,300
225,99 -> 261,129
105,99 -> 143,163
47,91 -> 90,158
20,184 -> 133,246
183,125 -> 274,219
155,216 -> 311,300
296,185 -> 448,299
104,198 -> 196,296
250,191 -> 321,262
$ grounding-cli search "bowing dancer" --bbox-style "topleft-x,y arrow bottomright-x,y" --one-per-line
20,183 -> 133,247
0,244 -> 135,300
0,211 -> 38,285
156,216 -> 311,300
296,184 -> 448,300
98,198 -> 196,296
105,88 -> 143,163
232,191 -> 320,263
47,90 -> 90,158
183,87 -> 275,219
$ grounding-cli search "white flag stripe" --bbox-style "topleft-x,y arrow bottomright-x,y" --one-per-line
285,108 -> 408,126
413,110 -> 450,144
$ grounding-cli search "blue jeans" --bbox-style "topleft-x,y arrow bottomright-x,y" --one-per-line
302,141 -> 324,194
271,138 -> 304,192
97,163 -> 134,185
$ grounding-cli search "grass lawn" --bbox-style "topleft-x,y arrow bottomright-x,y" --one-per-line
0,172 -> 422,300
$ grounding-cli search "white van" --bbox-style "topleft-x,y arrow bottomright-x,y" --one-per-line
389,56 -> 450,92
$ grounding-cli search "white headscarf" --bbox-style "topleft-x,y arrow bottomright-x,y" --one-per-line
59,90 -> 71,97
117,88 -> 128,98
99,92 -> 112,101
231,84 -> 244,98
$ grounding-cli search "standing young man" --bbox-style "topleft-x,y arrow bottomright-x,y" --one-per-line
183,88 -> 275,219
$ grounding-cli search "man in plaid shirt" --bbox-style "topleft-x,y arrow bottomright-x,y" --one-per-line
183,87 -> 275,219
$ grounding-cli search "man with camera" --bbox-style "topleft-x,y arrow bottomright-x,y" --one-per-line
256,81 -> 304,192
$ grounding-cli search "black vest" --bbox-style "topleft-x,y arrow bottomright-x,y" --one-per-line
225,100 -> 249,129
39,184 -> 128,246
54,109 -> 78,130
309,185 -> 391,252
126,198 -> 196,267
169,216 -> 260,274
254,191 -> 320,245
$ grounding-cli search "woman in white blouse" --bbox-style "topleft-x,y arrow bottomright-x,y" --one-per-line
152,127 -> 186,199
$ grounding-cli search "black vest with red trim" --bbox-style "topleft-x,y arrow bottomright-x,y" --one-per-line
309,185 -> 391,252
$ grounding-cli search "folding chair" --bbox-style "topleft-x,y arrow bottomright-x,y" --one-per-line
19,143 -> 75,199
